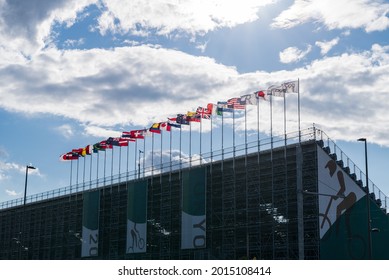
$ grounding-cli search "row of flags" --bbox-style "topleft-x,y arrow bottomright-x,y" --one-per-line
60,81 -> 298,161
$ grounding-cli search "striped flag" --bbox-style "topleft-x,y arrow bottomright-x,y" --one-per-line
59,152 -> 79,161
227,97 -> 245,109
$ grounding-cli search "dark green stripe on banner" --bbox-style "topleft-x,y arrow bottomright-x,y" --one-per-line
127,180 -> 148,223
83,190 -> 100,230
182,167 -> 206,216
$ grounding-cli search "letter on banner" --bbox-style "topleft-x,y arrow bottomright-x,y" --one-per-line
126,180 -> 148,253
81,190 -> 100,257
181,168 -> 206,249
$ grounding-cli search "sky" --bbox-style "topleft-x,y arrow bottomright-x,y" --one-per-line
0,0 -> 389,205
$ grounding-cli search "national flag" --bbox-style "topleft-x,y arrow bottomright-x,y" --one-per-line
160,122 -> 172,132
93,142 -> 105,153
122,130 -> 146,139
187,111 -> 201,122
84,145 -> 93,155
217,101 -> 233,115
149,123 -> 161,134
207,103 -> 217,115
227,97 -> 245,109
255,90 -> 267,100
282,80 -> 298,93
59,152 -> 79,161
268,85 -> 285,97
196,107 -> 211,119
99,140 -> 113,149
176,114 -> 190,125
106,137 -> 132,147
167,118 -> 182,128
240,93 -> 257,105
72,148 -> 85,157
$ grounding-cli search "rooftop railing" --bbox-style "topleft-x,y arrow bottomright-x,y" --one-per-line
1,126 -> 387,213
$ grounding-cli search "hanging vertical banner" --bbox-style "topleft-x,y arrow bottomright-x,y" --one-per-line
181,167 -> 206,249
81,190 -> 100,257
317,147 -> 367,259
126,180 -> 148,253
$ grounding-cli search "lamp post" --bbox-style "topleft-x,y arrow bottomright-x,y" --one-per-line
24,165 -> 36,206
357,138 -> 372,259
20,164 -> 35,259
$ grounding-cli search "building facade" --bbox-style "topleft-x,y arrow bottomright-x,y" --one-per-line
1,138 -> 388,260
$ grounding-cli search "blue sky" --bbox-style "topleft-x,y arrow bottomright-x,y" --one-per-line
1,0 -> 389,205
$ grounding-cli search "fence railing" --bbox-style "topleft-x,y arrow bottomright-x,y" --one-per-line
1,126 -> 387,213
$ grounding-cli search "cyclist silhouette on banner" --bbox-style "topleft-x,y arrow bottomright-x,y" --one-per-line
320,159 -> 366,258
323,159 -> 356,234
127,222 -> 145,253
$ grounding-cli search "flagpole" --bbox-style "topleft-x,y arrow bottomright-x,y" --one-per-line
233,108 -> 236,168
257,95 -> 260,163
70,159 -> 73,187
96,152 -> 99,187
245,105 -> 247,166
82,156 -> 86,188
126,141 -> 130,181
210,114 -> 213,172
284,90 -> 287,148
179,125 -> 182,173
151,132 -> 154,177
103,150 -> 106,186
90,153 -> 93,189
111,147 -> 114,185
222,109 -> 224,163
118,146 -> 121,183
76,157 -> 79,187
298,78 -> 301,142
135,140 -> 138,180
170,126 -> 172,173
200,117 -> 202,165
270,93 -> 273,160
160,131 -> 163,181
189,121 -> 192,168
143,138 -> 146,177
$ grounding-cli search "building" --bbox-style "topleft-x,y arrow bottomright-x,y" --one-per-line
1,128 -> 388,259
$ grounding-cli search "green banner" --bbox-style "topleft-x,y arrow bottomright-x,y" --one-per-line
126,180 -> 148,253
81,190 -> 100,257
181,167 -> 206,249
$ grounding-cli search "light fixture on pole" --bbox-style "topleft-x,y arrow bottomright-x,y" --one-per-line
357,138 -> 372,259
24,165 -> 36,206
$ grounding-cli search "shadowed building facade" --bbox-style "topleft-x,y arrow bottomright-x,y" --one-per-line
1,138 -> 388,260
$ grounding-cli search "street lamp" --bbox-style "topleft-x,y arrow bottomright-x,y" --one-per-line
357,138 -> 372,259
24,165 -> 36,206
20,164 -> 35,259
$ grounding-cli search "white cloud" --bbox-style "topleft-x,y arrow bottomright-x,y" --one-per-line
0,161 -> 25,176
55,124 -> 74,139
63,38 -> 85,48
5,189 -> 20,196
97,0 -> 274,36
83,125 -> 121,138
0,0 -> 96,55
272,0 -> 389,32
315,37 -> 340,55
0,45 -> 241,128
279,45 -> 312,63
0,43 -> 389,147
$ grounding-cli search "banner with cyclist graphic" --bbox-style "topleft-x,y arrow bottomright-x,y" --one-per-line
317,147 -> 368,259
81,190 -> 100,257
126,180 -> 148,254
181,167 -> 206,249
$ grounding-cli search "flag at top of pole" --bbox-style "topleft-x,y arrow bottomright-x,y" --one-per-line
227,97 -> 246,109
